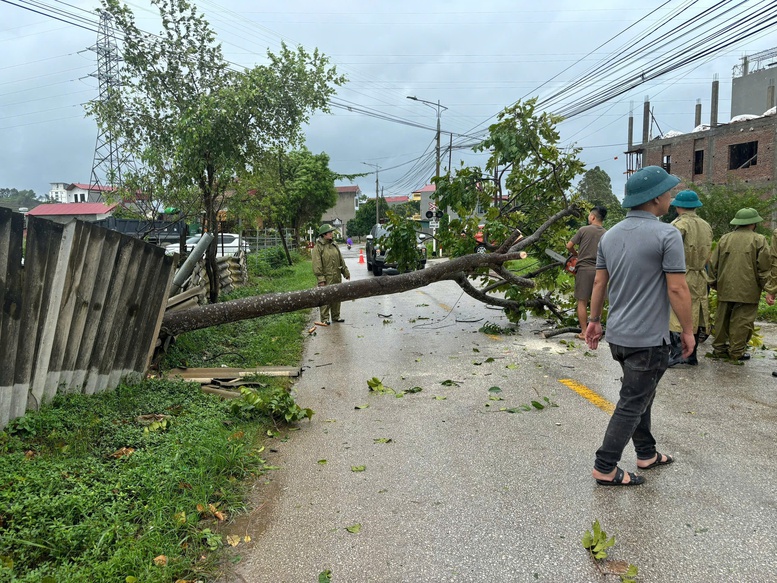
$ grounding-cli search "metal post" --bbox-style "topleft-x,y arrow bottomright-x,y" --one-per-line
362,162 -> 380,224
435,101 -> 441,178
407,95 -> 447,179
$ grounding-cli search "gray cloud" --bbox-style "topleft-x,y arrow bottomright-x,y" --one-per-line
1,0 -> 773,201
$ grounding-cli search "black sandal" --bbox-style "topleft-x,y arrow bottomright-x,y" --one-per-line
639,451 -> 674,470
595,467 -> 645,487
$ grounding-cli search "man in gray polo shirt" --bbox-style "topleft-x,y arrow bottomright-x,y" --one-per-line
585,166 -> 694,486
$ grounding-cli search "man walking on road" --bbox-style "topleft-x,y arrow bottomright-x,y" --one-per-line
312,224 -> 350,325
585,166 -> 694,487
567,206 -> 607,339
667,190 -> 713,366
708,208 -> 770,361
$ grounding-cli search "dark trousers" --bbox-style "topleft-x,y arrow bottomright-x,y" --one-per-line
594,342 -> 670,474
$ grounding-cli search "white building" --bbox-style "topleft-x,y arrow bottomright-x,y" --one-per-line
47,182 -> 115,203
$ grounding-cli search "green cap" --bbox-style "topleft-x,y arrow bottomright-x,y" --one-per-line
729,208 -> 763,226
622,166 -> 680,208
318,224 -> 336,236
670,190 -> 702,208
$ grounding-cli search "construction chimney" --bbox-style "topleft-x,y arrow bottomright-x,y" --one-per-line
695,99 -> 702,128
642,96 -> 650,145
628,102 -> 634,151
768,82 -> 775,111
710,75 -> 719,128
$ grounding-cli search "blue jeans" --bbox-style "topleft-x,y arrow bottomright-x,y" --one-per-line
594,342 -> 670,474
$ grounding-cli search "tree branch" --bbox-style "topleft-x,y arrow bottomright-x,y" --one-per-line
452,273 -> 524,311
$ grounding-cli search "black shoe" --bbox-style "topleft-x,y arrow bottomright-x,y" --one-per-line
737,353 -> 751,361
332,317 -> 345,323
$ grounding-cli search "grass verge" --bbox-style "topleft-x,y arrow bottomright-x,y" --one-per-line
0,247 -> 316,582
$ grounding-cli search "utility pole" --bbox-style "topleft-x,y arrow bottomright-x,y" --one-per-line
407,96 -> 448,179
362,162 -> 380,224
89,10 -> 130,199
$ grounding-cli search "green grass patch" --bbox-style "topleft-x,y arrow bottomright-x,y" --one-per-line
758,296 -> 777,323
161,248 -> 316,369
0,379 -> 275,582
1,247 -> 318,582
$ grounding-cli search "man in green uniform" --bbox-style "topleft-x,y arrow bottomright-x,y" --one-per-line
708,208 -> 770,361
667,190 -> 713,366
764,228 -> 777,376
312,224 -> 350,325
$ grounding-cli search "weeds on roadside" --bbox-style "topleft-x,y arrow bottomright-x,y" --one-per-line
231,386 -> 314,424
0,379 -> 271,582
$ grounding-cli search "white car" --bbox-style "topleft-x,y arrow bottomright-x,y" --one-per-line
164,233 -> 250,256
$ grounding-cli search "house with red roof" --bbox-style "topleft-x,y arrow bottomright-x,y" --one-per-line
383,195 -> 409,206
26,202 -> 118,224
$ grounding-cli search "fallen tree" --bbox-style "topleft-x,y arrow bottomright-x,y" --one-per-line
161,205 -> 580,336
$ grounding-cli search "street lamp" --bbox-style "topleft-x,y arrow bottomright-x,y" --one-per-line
407,95 -> 448,178
362,162 -> 380,224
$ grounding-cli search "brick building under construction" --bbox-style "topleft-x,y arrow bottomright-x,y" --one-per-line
625,48 -> 777,198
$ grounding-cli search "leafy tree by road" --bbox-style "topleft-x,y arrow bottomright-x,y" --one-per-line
88,0 -> 345,301
694,182 -> 776,240
346,198 -> 389,238
576,166 -> 625,225
232,148 -> 339,264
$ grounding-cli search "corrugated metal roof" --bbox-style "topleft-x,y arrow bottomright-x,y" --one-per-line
26,203 -> 117,216
68,183 -> 116,192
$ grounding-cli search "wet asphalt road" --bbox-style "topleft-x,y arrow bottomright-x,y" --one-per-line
224,246 -> 777,583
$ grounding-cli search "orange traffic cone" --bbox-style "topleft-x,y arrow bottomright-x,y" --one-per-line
358,249 -> 365,264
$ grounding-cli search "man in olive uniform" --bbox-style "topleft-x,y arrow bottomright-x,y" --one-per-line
763,228 -> 777,376
766,229 -> 777,306
667,190 -> 713,366
312,224 -> 350,325
709,208 -> 771,361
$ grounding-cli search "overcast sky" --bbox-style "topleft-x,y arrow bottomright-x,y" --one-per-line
2,0 -> 776,202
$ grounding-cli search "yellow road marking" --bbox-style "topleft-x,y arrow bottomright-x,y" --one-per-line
558,379 -> 615,415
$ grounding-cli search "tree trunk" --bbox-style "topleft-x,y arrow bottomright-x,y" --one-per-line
162,251 -> 528,336
277,220 -> 293,266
